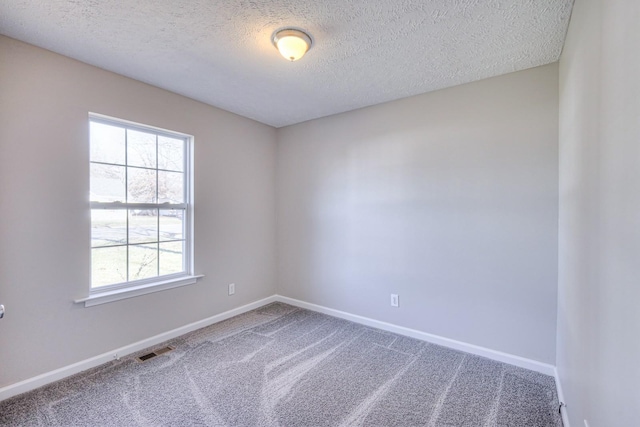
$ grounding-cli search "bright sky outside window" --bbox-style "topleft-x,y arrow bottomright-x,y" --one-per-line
89,115 -> 192,290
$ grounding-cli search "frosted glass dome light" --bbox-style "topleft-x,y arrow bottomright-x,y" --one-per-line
272,29 -> 312,62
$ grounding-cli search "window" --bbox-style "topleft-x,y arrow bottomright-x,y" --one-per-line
89,114 -> 193,295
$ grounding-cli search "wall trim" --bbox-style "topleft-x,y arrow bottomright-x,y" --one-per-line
1,294 -> 561,406
275,295 -> 556,376
0,295 -> 278,402
555,367 -> 571,427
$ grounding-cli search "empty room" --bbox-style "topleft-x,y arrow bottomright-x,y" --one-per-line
0,0 -> 638,426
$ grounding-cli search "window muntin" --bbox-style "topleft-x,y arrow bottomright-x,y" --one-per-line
90,115 -> 191,290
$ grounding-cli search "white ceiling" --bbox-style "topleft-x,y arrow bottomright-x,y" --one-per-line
0,1 -> 573,128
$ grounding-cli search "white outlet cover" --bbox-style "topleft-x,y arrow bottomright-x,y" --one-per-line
390,294 -> 399,307
228,283 -> 235,295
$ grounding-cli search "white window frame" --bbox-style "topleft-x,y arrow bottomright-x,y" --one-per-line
76,113 -> 201,307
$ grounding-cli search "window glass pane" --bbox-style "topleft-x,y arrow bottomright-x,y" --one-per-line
127,167 -> 156,203
158,170 -> 184,203
89,116 -> 190,289
127,129 -> 156,168
129,209 -> 158,244
160,210 -> 183,241
90,121 -> 125,165
92,210 -> 127,247
160,241 -> 184,276
90,164 -> 125,202
129,243 -> 158,281
92,246 -> 127,287
158,136 -> 184,172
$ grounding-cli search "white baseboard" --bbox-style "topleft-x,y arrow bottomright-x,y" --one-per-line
554,367 -> 571,427
1,294 -> 561,407
275,295 -> 556,377
0,295 -> 278,402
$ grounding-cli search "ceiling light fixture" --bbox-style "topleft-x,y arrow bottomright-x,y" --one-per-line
272,28 -> 312,62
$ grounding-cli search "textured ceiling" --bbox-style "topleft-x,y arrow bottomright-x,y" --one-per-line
0,1 -> 573,127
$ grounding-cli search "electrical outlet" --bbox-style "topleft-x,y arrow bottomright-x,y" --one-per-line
228,283 -> 235,296
390,294 -> 399,307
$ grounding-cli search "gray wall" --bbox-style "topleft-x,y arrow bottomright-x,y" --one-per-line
0,36 -> 277,387
557,0 -> 640,425
276,64 -> 559,364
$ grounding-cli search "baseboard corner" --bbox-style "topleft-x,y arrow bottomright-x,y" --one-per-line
554,367 -> 571,427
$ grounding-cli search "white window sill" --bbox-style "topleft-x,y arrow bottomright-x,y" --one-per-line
74,275 -> 204,307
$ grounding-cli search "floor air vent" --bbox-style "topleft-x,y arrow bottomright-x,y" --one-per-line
137,346 -> 174,362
